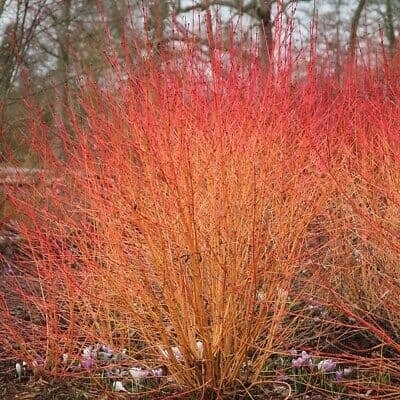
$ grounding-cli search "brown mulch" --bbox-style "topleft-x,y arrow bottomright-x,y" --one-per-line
0,357 -> 114,400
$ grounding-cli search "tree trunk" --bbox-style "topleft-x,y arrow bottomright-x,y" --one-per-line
150,0 -> 169,62
349,0 -> 367,60
54,0 -> 72,160
258,0 -> 273,73
385,0 -> 396,57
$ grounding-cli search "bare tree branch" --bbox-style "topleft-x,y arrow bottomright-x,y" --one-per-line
349,0 -> 367,59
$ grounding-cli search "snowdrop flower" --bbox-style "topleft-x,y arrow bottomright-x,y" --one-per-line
112,381 -> 127,392
196,340 -> 204,358
15,363 -> 22,380
62,354 -> 68,364
318,359 -> 336,372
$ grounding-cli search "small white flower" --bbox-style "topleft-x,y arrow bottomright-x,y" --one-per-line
172,346 -> 184,361
15,363 -> 22,379
353,249 -> 362,262
343,367 -> 353,377
196,341 -> 204,358
152,367 -> 167,377
62,354 -> 68,364
159,345 -> 184,361
112,381 -> 128,392
82,346 -> 92,358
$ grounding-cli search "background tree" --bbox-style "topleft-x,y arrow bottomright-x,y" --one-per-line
349,0 -> 368,58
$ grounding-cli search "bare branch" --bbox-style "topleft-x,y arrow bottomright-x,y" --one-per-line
349,0 -> 367,59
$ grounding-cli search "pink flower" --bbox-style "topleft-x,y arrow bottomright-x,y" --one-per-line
33,357 -> 44,367
292,357 -> 304,368
81,357 -> 95,369
317,359 -> 336,373
292,351 -> 312,369
129,367 -> 150,380
335,370 -> 344,381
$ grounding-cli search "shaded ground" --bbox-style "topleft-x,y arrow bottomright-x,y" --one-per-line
0,363 -> 93,400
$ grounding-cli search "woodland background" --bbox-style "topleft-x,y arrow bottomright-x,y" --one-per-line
0,0 -> 399,164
